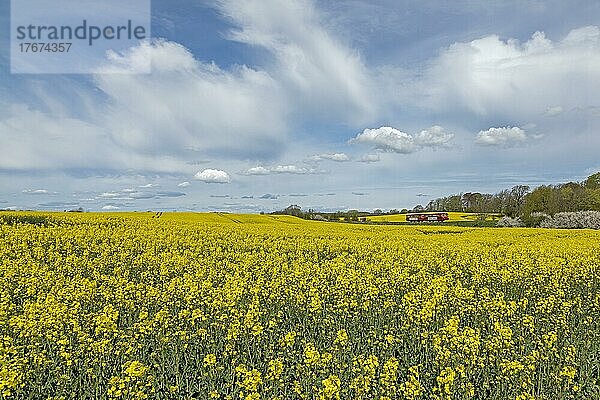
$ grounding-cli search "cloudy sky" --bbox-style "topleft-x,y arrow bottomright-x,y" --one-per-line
1,0 -> 600,212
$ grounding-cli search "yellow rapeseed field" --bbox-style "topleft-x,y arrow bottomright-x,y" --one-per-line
0,212 -> 599,399
368,212 -> 502,223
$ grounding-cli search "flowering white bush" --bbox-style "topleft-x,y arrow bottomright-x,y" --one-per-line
496,216 -> 525,227
523,212 -> 551,227
540,211 -> 600,230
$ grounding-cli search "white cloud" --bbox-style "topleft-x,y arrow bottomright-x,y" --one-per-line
358,154 -> 381,163
421,26 -> 600,117
0,104 -> 186,172
101,205 -> 120,210
22,189 -> 52,195
242,166 -> 271,175
308,153 -> 350,162
350,126 -> 416,153
415,126 -> 454,148
544,106 -> 564,116
271,165 -> 317,174
177,181 -> 190,187
350,126 -> 453,153
194,169 -> 231,183
241,164 -> 320,175
98,192 -> 122,198
3,0 -> 382,174
475,126 -> 528,147
94,40 -> 287,158
216,0 -> 376,124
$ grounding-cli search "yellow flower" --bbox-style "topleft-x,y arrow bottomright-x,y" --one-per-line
335,329 -> 349,346
321,375 -> 341,400
280,331 -> 297,348
304,343 -> 320,366
267,359 -> 284,380
124,361 -> 148,378
204,353 -> 217,366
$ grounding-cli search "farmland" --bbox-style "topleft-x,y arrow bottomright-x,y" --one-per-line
1,212 -> 599,399
367,212 -> 502,224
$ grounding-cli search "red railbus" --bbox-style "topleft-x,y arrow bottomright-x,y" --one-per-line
406,212 -> 449,222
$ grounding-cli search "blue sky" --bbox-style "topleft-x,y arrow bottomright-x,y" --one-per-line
1,0 -> 599,212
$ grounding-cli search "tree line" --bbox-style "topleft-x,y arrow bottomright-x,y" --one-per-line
272,172 -> 600,224
424,172 -> 600,218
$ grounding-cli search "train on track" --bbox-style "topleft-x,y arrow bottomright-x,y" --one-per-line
406,212 -> 449,222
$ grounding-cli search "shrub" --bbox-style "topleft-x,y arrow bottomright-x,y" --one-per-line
496,216 -> 524,227
540,211 -> 600,229
521,212 -> 550,227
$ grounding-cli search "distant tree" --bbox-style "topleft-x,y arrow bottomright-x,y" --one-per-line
347,210 -> 360,221
523,185 -> 553,216
283,205 -> 303,217
503,185 -> 530,217
444,195 -> 463,212
462,192 -> 481,211
585,188 -> 600,211
585,172 -> 600,189
412,204 -> 424,212
560,182 -> 586,212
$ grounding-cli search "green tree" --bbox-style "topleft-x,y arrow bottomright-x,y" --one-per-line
584,172 -> 600,189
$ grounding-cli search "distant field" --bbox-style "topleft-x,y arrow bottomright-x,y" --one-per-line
0,211 -> 313,225
368,211 -> 502,223
151,212 -> 308,225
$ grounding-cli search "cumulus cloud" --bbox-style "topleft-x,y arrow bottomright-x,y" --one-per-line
475,127 -> 529,147
350,126 -> 453,153
242,166 -> 271,176
102,205 -> 120,210
271,165 -> 317,174
358,154 -> 381,163
177,181 -> 190,187
241,164 -> 320,175
95,40 -> 287,159
544,106 -> 564,116
308,153 -> 350,162
194,169 -> 231,183
350,127 -> 416,153
422,26 -> 600,117
414,126 -> 454,148
22,189 -> 53,195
